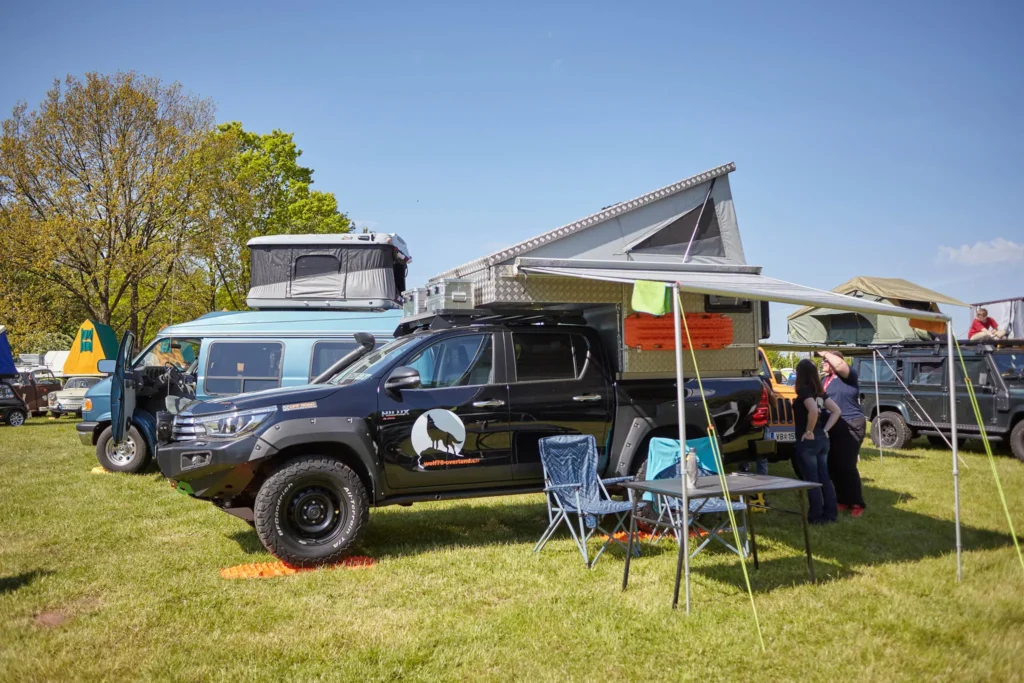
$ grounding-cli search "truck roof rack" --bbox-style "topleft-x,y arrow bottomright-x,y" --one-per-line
395,309 -> 588,336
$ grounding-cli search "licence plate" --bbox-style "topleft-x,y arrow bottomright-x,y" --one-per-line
769,430 -> 796,443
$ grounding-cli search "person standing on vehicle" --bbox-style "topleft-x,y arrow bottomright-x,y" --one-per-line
793,359 -> 840,524
818,350 -> 867,517
968,308 -> 1009,341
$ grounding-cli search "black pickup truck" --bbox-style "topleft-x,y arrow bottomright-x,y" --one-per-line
156,322 -> 771,566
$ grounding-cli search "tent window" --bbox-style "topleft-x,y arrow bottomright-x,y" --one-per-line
628,202 -> 725,257
80,329 -> 94,353
294,255 -> 340,279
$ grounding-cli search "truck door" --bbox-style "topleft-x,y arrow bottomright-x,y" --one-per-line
954,356 -> 996,433
906,358 -> 947,426
507,330 -> 613,482
377,332 -> 513,490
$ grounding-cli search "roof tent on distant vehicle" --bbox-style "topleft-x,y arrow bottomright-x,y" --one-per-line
246,233 -> 412,310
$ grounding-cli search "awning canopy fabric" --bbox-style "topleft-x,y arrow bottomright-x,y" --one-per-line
513,258 -> 949,322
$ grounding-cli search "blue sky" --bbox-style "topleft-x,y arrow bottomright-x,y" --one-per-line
2,0 -> 1022,339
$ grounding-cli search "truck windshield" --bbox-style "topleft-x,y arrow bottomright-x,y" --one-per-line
331,336 -> 421,386
993,354 -> 1023,383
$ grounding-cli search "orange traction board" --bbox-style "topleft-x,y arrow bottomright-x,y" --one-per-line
624,313 -> 734,351
220,556 -> 376,579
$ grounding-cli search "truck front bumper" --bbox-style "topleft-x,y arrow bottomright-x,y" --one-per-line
76,422 -> 99,446
157,435 -> 276,500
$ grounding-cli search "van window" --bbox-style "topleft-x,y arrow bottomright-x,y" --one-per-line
205,341 -> 284,395
309,340 -> 359,381
911,360 -> 945,386
858,358 -> 899,384
513,332 -> 587,382
137,338 -> 200,370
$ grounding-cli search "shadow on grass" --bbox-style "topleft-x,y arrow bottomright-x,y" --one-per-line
0,570 -> 54,594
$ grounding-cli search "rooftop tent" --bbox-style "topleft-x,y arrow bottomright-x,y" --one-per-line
246,233 -> 412,310
0,326 -> 16,378
63,320 -> 118,376
787,277 -> 966,345
971,297 -> 1023,339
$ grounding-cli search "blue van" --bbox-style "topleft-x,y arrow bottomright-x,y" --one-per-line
78,309 -> 402,472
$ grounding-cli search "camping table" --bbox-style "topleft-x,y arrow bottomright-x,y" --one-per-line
621,474 -> 822,609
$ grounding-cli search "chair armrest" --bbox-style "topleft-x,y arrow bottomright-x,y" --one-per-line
544,483 -> 582,492
601,476 -> 633,485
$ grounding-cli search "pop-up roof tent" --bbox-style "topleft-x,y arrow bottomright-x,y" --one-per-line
787,277 -> 966,345
246,233 -> 411,310
0,326 -> 16,378
971,297 -> 1023,339
422,162 -> 995,612
63,320 -> 119,376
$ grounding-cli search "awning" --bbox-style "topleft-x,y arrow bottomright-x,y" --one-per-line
513,258 -> 949,322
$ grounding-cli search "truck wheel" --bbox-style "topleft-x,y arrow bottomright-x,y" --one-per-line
1010,421 -> 1024,464
95,425 -> 150,473
6,410 -> 26,427
872,411 -> 910,450
254,456 -> 369,567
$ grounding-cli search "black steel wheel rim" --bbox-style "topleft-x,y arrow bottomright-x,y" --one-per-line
880,421 -> 897,447
284,482 -> 345,544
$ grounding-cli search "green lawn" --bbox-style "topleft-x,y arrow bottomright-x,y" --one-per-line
1,419 -> 1023,681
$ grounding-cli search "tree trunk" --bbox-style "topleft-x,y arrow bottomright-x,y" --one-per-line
130,283 -> 140,339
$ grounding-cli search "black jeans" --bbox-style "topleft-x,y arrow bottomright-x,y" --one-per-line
828,417 -> 866,508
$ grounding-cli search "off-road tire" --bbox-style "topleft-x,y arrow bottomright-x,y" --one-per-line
254,456 -> 369,567
95,425 -> 150,473
1010,421 -> 1024,464
872,411 -> 911,450
6,409 -> 26,427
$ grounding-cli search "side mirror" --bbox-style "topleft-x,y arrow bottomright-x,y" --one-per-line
97,360 -> 116,374
385,366 -> 421,392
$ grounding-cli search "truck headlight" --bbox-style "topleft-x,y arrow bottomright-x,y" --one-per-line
83,398 -> 93,412
195,406 -> 277,440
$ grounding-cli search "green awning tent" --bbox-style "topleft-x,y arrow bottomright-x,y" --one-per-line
787,276 -> 967,345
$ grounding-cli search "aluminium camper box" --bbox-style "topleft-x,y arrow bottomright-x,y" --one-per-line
407,162 -> 768,379
246,233 -> 412,310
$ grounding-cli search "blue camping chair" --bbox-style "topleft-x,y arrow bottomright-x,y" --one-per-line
534,434 -> 637,569
645,437 -> 749,559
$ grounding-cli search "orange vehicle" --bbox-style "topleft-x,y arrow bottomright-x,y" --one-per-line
758,347 -> 796,450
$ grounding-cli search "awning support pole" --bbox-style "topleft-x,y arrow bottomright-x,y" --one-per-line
947,326 -> 963,582
672,283 -> 691,612
873,351 -> 883,463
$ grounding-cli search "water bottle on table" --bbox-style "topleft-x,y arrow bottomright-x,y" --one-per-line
684,446 -> 698,488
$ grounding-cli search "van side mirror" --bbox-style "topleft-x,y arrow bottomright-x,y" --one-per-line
385,366 -> 421,392
97,360 -> 116,374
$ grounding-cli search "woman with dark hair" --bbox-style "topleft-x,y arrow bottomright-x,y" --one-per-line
818,350 -> 867,517
793,359 -> 841,524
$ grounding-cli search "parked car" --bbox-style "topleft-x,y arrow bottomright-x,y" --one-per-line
47,376 -> 103,417
0,380 -> 30,426
155,320 -> 772,566
12,368 -> 63,417
79,309 -> 403,473
757,347 -> 797,454
857,341 -> 1024,462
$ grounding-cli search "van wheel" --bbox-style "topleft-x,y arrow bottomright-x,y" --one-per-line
95,425 -> 150,473
254,457 -> 369,567
872,412 -> 910,450
1010,421 -> 1024,464
6,410 -> 26,427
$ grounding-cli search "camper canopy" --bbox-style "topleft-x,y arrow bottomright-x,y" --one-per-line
246,233 -> 411,310
787,276 -> 965,345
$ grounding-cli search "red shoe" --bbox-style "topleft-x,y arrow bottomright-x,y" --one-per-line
837,504 -> 850,512
851,505 -> 865,518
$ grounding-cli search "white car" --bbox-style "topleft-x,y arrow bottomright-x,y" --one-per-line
48,376 -> 103,417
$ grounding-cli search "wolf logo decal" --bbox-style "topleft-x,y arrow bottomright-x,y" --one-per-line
411,409 -> 467,465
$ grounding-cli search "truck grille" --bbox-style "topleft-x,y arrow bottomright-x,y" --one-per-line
171,415 -> 201,441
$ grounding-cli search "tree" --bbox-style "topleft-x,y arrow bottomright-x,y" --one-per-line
201,122 -> 351,310
0,72 -> 221,340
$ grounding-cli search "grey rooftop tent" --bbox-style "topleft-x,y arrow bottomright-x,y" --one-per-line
787,276 -> 966,345
246,233 -> 411,310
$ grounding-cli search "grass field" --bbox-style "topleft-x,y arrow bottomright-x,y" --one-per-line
2,419 -> 1023,681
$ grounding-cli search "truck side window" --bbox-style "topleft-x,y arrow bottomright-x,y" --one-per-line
513,332 -> 577,382
859,358 -> 899,383
205,341 -> 285,395
911,360 -> 946,386
405,334 -> 494,389
954,359 -> 986,386
309,340 -> 359,381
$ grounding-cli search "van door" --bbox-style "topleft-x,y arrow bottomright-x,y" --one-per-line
507,331 -> 613,481
377,332 -> 513,489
